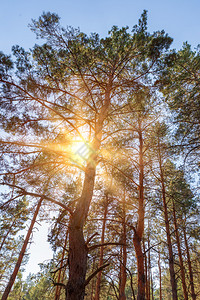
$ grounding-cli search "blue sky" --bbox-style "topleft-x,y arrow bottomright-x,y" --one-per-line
1,0 -> 200,54
1,0 -> 200,277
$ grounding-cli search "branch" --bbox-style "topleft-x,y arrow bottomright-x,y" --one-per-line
50,263 -> 68,274
52,280 -> 66,288
0,183 -> 73,215
144,241 -> 163,254
89,242 -> 127,251
86,232 -> 99,245
84,263 -> 110,287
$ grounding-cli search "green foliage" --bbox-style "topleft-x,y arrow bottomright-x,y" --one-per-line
159,43 -> 200,165
0,9 -> 199,300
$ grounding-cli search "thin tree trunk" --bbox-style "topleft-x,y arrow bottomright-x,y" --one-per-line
150,271 -> 154,300
133,126 -> 145,300
0,219 -> 16,252
119,190 -> 127,300
90,257 -> 96,300
55,230 -> 68,300
143,239 -> 148,300
66,89 -> 111,300
183,225 -> 196,300
158,252 -> 162,300
94,194 -> 109,300
2,198 -> 42,300
172,201 -> 188,300
147,227 -> 151,300
158,138 -> 178,300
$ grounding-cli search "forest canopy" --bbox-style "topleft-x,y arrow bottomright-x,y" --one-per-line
0,11 -> 199,300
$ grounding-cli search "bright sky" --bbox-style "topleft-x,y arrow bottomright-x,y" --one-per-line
1,0 -> 200,279
1,0 -> 200,54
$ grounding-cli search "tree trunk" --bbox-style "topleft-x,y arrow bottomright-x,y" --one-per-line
133,126 -> 145,300
94,194 -> 109,300
143,240 -> 148,300
65,89 -> 111,300
55,230 -> 68,300
90,257 -> 96,300
172,201 -> 188,300
150,271 -> 154,300
183,224 -> 196,300
133,235 -> 145,300
158,252 -> 162,300
2,198 -> 42,300
66,165 -> 96,300
0,219 -> 16,252
158,138 -> 178,300
147,226 -> 151,300
119,190 -> 127,300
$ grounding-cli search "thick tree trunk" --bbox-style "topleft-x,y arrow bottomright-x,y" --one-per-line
65,89 -> 111,300
119,191 -> 127,300
2,198 -> 42,300
133,235 -> 145,300
94,194 -> 109,300
183,225 -> 196,300
66,165 -> 96,300
158,139 -> 178,300
172,201 -> 188,300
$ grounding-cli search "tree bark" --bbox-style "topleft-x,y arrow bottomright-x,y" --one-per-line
94,194 -> 109,300
172,201 -> 188,300
133,235 -> 145,300
183,224 -> 196,300
158,252 -> 162,300
133,125 -> 145,300
143,239 -> 149,300
150,271 -> 154,300
65,88 -> 111,300
66,164 -> 96,300
2,198 -> 42,300
119,190 -> 127,300
55,230 -> 68,300
158,138 -> 178,300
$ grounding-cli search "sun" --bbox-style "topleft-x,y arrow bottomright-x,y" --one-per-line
69,135 -> 95,167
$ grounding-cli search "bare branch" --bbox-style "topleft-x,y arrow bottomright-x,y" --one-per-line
84,263 -> 110,287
